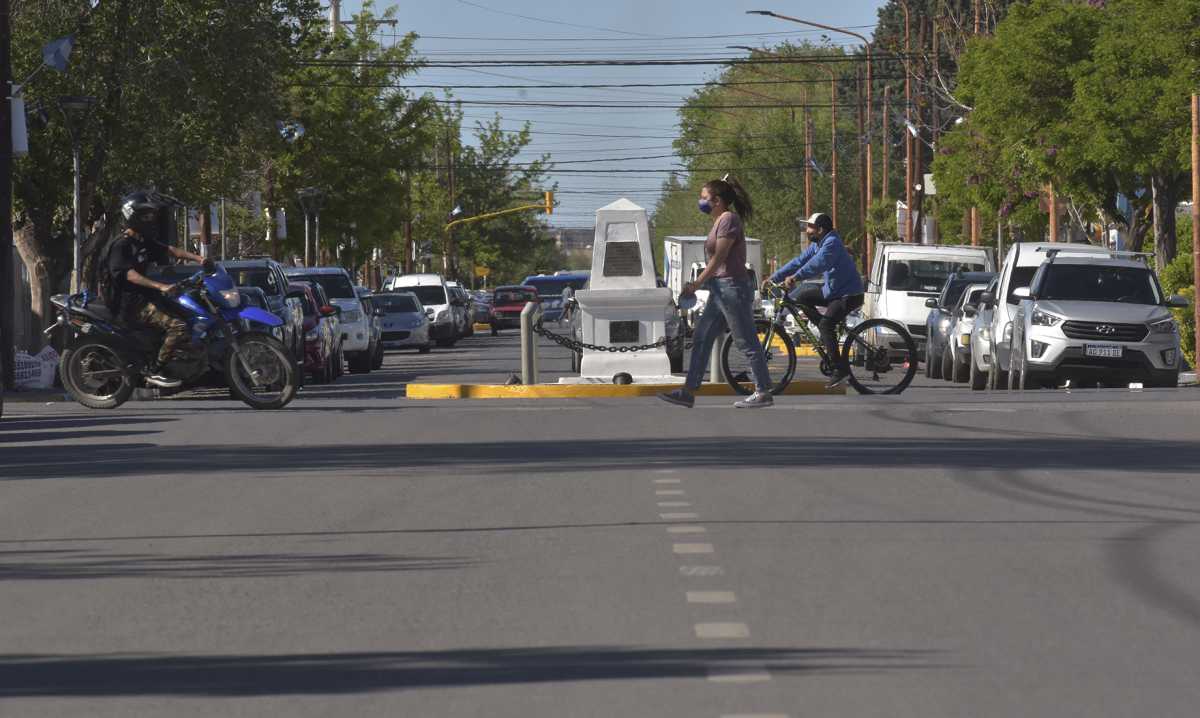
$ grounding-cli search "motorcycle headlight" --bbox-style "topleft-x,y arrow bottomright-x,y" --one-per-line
1149,317 -> 1178,334
218,288 -> 242,308
1030,309 -> 1063,327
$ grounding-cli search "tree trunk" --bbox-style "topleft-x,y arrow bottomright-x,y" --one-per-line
12,220 -> 60,351
1150,174 -> 1179,275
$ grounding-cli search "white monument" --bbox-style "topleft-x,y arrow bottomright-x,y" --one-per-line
561,198 -> 678,384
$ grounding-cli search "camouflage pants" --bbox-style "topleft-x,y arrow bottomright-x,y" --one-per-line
125,301 -> 189,366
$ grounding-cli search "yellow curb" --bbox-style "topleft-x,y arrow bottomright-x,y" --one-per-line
406,380 -> 844,400
769,336 -> 818,356
473,323 -> 491,331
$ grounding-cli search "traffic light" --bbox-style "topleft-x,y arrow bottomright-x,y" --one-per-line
544,190 -> 554,215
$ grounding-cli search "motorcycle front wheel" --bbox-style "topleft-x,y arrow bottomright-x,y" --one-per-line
226,332 -> 298,410
61,341 -> 134,409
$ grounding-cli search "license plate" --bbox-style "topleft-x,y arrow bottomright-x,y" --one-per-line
1085,344 -> 1122,358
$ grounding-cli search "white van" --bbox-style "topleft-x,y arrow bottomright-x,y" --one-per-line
662,236 -> 764,326
385,273 -> 459,347
864,242 -> 996,354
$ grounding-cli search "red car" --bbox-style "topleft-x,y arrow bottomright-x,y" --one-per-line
489,285 -> 539,335
290,282 -> 340,383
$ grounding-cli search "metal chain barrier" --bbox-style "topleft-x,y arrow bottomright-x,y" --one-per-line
532,318 -> 690,354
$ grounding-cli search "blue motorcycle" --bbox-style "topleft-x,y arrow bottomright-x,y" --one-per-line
50,263 -> 299,410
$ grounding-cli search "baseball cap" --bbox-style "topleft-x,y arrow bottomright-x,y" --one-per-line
798,212 -> 833,230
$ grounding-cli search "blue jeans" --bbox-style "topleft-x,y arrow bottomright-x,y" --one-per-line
685,277 -> 771,393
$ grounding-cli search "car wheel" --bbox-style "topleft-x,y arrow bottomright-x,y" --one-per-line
950,346 -> 968,383
491,326 -> 499,336
924,344 -> 934,378
1009,343 -> 1023,390
969,353 -> 987,390
371,342 -> 384,370
987,350 -> 1006,390
333,346 -> 344,378
941,344 -> 954,381
419,345 -> 432,354
436,339 -> 456,348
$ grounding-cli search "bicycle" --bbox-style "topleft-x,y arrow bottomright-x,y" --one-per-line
719,281 -> 918,395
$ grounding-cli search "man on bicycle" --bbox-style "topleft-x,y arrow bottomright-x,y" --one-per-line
766,212 -> 864,388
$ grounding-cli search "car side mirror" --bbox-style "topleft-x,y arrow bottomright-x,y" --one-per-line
1166,294 -> 1190,308
319,305 -> 338,317
1012,286 -> 1031,299
424,307 -> 435,317
963,304 -> 978,318
924,297 -> 938,309
979,291 -> 995,307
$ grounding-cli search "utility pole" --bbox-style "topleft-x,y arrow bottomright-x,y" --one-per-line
445,130 -> 457,279
0,0 -> 12,389
329,0 -> 340,33
882,86 -> 890,203
856,67 -> 867,258
1048,183 -> 1058,243
804,89 -> 812,219
829,69 -> 838,230
1191,93 -> 1198,368
901,0 -> 913,242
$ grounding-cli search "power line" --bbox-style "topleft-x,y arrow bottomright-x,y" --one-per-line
414,27 -> 875,42
300,54 -> 927,69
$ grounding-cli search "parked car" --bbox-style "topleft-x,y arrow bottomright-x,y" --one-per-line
864,242 -> 995,356
942,282 -> 991,383
356,286 -> 385,370
385,274 -> 459,347
374,291 -> 433,353
521,271 -> 590,323
965,277 -> 1000,390
979,242 -> 1109,389
490,285 -> 540,334
1008,251 -> 1188,389
285,266 -> 373,374
290,282 -> 340,384
923,271 -> 997,379
470,290 -> 493,325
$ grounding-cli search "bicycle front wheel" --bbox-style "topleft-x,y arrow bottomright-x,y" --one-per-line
721,319 -> 796,396
842,318 -> 918,395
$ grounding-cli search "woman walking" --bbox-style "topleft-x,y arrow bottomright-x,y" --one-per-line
659,176 -> 774,409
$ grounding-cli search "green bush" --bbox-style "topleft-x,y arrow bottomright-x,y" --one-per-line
1172,285 -> 1195,369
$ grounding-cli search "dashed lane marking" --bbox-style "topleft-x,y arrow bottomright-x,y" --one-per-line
656,489 -> 686,496
673,543 -> 714,554
667,526 -> 707,534
660,512 -> 699,520
694,622 -> 750,639
653,478 -> 682,484
679,565 -> 723,576
708,669 -> 773,685
658,501 -> 693,508
687,591 -> 737,604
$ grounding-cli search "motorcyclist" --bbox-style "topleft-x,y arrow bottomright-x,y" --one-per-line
103,190 -> 206,388
766,212 -> 865,389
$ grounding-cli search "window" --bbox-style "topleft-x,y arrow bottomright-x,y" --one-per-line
1036,264 -> 1160,305
374,294 -> 421,313
292,273 -> 355,299
495,288 -> 538,304
400,285 -> 448,306
887,259 -> 987,293
230,269 -> 277,294
523,277 -> 587,297
1006,266 -> 1040,305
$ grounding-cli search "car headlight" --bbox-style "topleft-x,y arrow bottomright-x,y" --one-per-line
1030,309 -> 1062,327
938,318 -> 951,331
218,289 -> 242,308
1149,317 -> 1178,334
436,309 -> 450,323
979,327 -> 991,342
341,309 -> 362,323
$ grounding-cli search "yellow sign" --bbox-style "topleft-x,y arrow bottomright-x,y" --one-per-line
474,266 -> 490,278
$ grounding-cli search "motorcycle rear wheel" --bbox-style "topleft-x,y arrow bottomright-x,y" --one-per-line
226,332 -> 298,410
61,342 -> 134,409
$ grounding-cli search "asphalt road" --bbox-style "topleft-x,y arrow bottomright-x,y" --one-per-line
2,331 -> 1200,717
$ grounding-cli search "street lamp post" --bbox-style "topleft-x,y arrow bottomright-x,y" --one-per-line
58,95 -> 96,293
747,10 -> 873,211
297,187 -> 325,267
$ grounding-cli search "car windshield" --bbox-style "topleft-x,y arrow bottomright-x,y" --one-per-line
399,285 -> 448,306
941,279 -> 973,309
523,277 -> 586,297
374,294 -> 421,313
292,273 -> 355,299
1038,264 -> 1160,304
495,289 -> 537,304
888,260 -> 987,293
230,269 -> 277,294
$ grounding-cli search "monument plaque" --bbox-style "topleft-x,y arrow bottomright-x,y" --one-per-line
603,242 -> 643,277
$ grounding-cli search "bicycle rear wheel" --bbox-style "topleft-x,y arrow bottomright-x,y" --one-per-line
842,318 -> 918,395
721,319 -> 796,396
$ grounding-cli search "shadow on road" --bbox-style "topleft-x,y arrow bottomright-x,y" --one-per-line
0,645 -> 942,697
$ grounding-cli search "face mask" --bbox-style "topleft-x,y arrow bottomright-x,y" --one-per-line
698,199 -> 712,215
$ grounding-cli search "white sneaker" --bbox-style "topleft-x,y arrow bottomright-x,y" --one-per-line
734,391 -> 773,408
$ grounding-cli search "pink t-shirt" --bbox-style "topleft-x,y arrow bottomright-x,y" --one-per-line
704,211 -> 748,280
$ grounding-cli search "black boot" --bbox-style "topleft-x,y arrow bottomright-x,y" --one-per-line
144,362 -> 182,389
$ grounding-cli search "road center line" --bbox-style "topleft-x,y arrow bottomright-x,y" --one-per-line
686,590 -> 737,604
658,501 -> 692,508
655,489 -> 686,495
708,669 -> 774,685
679,565 -> 724,576
694,622 -> 750,638
673,543 -> 714,554
653,478 -> 682,484
666,525 -> 706,534
660,512 -> 699,520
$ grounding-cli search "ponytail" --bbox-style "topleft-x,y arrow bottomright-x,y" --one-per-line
703,175 -> 754,223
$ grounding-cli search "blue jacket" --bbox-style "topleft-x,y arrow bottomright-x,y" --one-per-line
771,230 -> 864,299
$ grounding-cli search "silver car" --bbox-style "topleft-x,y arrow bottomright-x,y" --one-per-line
941,282 -> 990,383
965,277 -> 999,390
1008,254 -> 1189,389
373,291 -> 433,353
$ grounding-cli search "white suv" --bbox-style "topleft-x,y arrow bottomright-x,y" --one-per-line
386,273 -> 458,347
285,267 -> 375,374
1008,251 -> 1188,389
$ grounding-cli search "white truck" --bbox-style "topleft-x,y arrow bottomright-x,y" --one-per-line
663,236 -> 763,327
864,242 -> 996,356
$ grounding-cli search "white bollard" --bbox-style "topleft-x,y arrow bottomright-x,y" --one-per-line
520,301 -> 542,385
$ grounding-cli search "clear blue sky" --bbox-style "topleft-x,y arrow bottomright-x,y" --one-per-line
338,1 -> 889,227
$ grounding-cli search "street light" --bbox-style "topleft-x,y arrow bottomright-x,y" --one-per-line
297,187 -> 325,267
58,95 -> 96,293
747,10 -> 874,209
